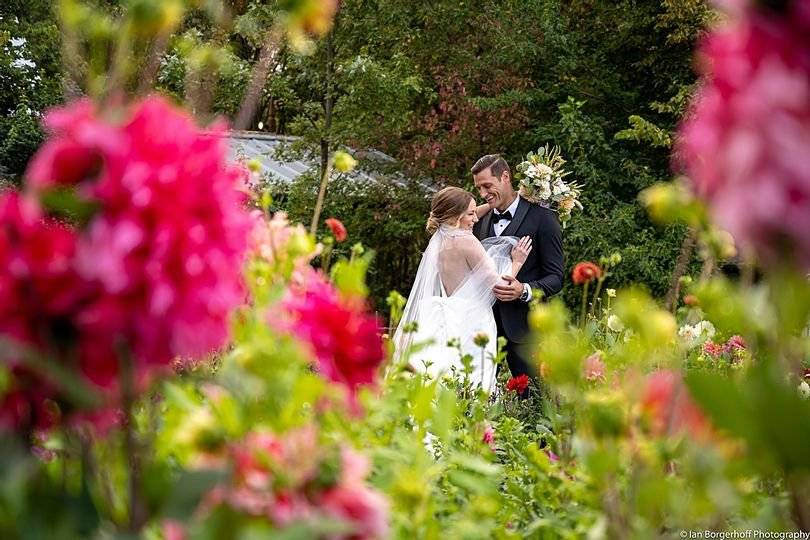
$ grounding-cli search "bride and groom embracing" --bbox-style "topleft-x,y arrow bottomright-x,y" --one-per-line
393,154 -> 565,393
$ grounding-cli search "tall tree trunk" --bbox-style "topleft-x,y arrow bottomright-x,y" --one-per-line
664,227 -> 697,312
310,27 -> 336,235
234,29 -> 281,130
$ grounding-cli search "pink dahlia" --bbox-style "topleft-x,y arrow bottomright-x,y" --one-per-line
26,96 -> 252,382
317,446 -> 389,540
723,334 -> 747,352
281,272 -> 385,402
72,97 -> 252,365
2,96 -> 253,430
482,424 -> 496,451
676,0 -> 810,270
209,427 -> 389,539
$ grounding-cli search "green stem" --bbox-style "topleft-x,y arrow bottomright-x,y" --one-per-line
580,282 -> 589,328
117,344 -> 146,532
590,276 -> 605,318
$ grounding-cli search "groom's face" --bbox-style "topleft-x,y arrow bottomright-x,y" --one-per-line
473,167 -> 512,211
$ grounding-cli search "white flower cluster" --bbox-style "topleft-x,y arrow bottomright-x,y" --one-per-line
677,320 -> 716,349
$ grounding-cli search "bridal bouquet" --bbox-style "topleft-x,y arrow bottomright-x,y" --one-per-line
515,144 -> 582,227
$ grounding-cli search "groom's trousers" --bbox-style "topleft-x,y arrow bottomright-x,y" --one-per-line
493,303 -> 536,380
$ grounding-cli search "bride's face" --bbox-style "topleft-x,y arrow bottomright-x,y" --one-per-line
457,199 -> 478,230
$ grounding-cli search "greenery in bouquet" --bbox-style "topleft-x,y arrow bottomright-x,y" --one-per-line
514,144 -> 582,227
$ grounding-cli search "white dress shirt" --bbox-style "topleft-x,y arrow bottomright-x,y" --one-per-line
492,195 -> 521,237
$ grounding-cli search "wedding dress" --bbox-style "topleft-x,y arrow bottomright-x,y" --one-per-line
392,224 -> 517,392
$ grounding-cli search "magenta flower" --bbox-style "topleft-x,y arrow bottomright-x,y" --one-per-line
676,0 -> 810,270
69,97 -> 252,366
2,96 -> 252,430
281,271 -> 385,405
723,335 -> 747,352
482,424 -> 496,451
0,192 -> 83,429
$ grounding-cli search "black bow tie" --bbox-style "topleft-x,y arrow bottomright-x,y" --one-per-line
492,211 -> 512,223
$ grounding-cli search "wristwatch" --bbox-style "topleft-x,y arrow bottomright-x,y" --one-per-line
519,283 -> 530,302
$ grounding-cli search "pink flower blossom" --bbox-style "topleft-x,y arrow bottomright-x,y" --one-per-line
723,334 -> 747,352
319,484 -> 389,540
162,520 -> 187,540
583,352 -> 606,382
71,97 -> 252,366
676,1 -> 810,270
702,341 -> 725,358
208,427 -> 389,539
281,272 -> 385,404
482,424 -> 496,451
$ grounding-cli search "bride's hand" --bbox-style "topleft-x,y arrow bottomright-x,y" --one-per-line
511,236 -> 533,263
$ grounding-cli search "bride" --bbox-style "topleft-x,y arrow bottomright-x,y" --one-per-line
392,186 -> 532,392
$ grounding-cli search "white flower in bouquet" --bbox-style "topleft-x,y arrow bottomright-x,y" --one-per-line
552,179 -> 569,196
532,163 -> 554,179
537,180 -> 552,200
516,144 -> 582,227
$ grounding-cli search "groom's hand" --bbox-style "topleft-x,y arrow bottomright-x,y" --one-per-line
494,275 -> 523,301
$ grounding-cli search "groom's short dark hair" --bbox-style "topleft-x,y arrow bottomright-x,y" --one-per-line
471,154 -> 511,180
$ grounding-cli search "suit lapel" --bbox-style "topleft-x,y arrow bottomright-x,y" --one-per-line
477,210 -> 493,240
501,196 -> 529,237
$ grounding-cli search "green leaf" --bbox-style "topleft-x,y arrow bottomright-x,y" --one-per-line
163,469 -> 228,520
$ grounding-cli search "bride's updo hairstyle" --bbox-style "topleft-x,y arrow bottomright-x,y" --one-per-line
426,186 -> 473,234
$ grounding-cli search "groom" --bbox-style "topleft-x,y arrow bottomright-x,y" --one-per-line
471,154 -> 564,380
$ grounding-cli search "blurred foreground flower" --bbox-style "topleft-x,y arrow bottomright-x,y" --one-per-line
583,352 -> 606,382
204,425 -> 389,539
641,370 -> 712,440
1,96 -> 252,430
677,0 -> 810,270
482,423 -> 496,451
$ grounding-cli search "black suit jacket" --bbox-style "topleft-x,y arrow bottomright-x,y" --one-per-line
473,196 -> 564,343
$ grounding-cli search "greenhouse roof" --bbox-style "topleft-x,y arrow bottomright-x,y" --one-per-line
226,131 -> 396,184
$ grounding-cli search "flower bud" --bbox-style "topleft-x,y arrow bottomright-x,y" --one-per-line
333,151 -> 357,173
473,332 -> 490,348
